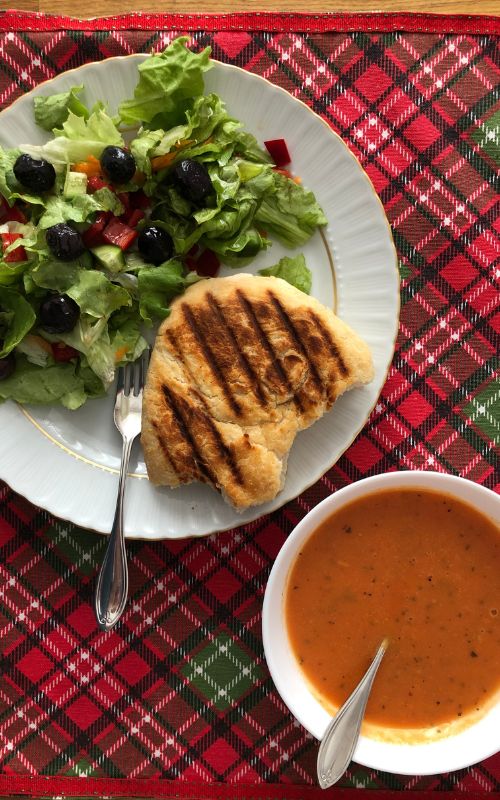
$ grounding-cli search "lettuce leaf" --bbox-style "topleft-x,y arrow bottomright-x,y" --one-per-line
130,93 -> 227,178
53,108 -> 122,145
65,270 -> 131,319
255,172 -> 327,247
156,94 -> 232,157
30,257 -> 82,292
130,129 -> 164,177
233,130 -> 273,164
109,317 -> 148,364
15,333 -> 53,367
0,146 -> 21,203
0,259 -> 30,286
0,287 -> 36,358
42,318 -> 113,387
258,254 -> 312,294
36,188 -> 124,229
81,329 -> 116,386
118,37 -> 212,127
0,354 -> 88,409
137,259 -> 200,324
21,109 -> 123,166
151,153 -> 274,264
77,358 -> 107,399
34,85 -> 89,132
204,227 -> 270,266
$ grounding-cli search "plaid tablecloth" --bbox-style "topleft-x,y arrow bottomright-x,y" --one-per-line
0,10 -> 499,799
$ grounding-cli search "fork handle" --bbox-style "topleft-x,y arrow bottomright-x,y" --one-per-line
94,435 -> 134,631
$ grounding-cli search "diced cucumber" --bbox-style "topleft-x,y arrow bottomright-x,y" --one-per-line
91,244 -> 126,273
64,171 -> 88,198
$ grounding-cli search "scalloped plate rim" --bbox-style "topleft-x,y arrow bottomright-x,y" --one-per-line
0,54 -> 399,539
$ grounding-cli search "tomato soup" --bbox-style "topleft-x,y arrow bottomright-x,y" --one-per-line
285,488 -> 500,729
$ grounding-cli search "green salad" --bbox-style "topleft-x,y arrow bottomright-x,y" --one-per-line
0,37 -> 326,409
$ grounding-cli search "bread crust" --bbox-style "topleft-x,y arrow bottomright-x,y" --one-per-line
142,274 -> 374,509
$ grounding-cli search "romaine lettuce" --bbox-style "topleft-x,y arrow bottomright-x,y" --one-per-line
137,259 -> 200,324
255,172 -> 327,248
118,37 -> 212,127
258,254 -> 312,294
0,355 -> 88,409
21,109 -> 123,166
34,85 -> 89,132
36,188 -> 124,229
0,287 -> 36,358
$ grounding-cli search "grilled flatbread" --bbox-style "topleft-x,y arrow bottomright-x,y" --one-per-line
142,274 -> 374,510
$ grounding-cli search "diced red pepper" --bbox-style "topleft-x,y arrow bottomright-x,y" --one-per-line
264,138 -> 291,168
187,247 -> 220,278
0,197 -> 27,224
121,208 -> 145,228
82,211 -> 112,248
102,218 -> 137,250
129,189 -> 151,210
1,232 -> 27,263
197,249 -> 220,277
87,176 -> 111,193
52,342 -> 79,362
8,205 -> 27,223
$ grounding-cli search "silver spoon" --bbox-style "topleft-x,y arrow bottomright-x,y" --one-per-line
317,639 -> 388,789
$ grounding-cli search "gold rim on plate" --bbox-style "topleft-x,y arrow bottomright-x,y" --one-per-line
0,53 -> 399,538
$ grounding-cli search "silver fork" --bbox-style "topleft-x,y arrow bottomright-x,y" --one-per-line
94,349 -> 149,631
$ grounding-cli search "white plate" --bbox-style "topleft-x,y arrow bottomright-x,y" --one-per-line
0,55 -> 399,539
262,472 -> 500,775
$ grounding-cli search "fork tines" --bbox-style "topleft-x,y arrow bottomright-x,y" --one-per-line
116,348 -> 150,398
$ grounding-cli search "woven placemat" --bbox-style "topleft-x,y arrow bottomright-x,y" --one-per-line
0,11 -> 498,799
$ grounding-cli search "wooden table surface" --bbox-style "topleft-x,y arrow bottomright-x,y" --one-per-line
7,0 -> 500,19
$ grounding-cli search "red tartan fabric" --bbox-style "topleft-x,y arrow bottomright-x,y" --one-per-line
0,11 -> 499,799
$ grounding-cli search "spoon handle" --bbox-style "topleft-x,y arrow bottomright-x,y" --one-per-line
317,640 -> 387,790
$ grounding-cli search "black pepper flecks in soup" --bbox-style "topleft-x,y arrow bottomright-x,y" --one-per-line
285,488 -> 500,728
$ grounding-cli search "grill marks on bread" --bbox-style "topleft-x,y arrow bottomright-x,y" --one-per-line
309,310 -> 348,377
267,292 -> 325,392
154,288 -> 351,488
142,275 -> 374,510
235,288 -> 300,410
158,328 -> 244,487
205,292 -> 268,408
181,302 -> 242,416
160,384 -> 215,485
188,287 -> 349,417
160,383 -> 244,487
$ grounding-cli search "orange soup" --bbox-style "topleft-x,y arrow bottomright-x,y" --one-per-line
285,488 -> 500,729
